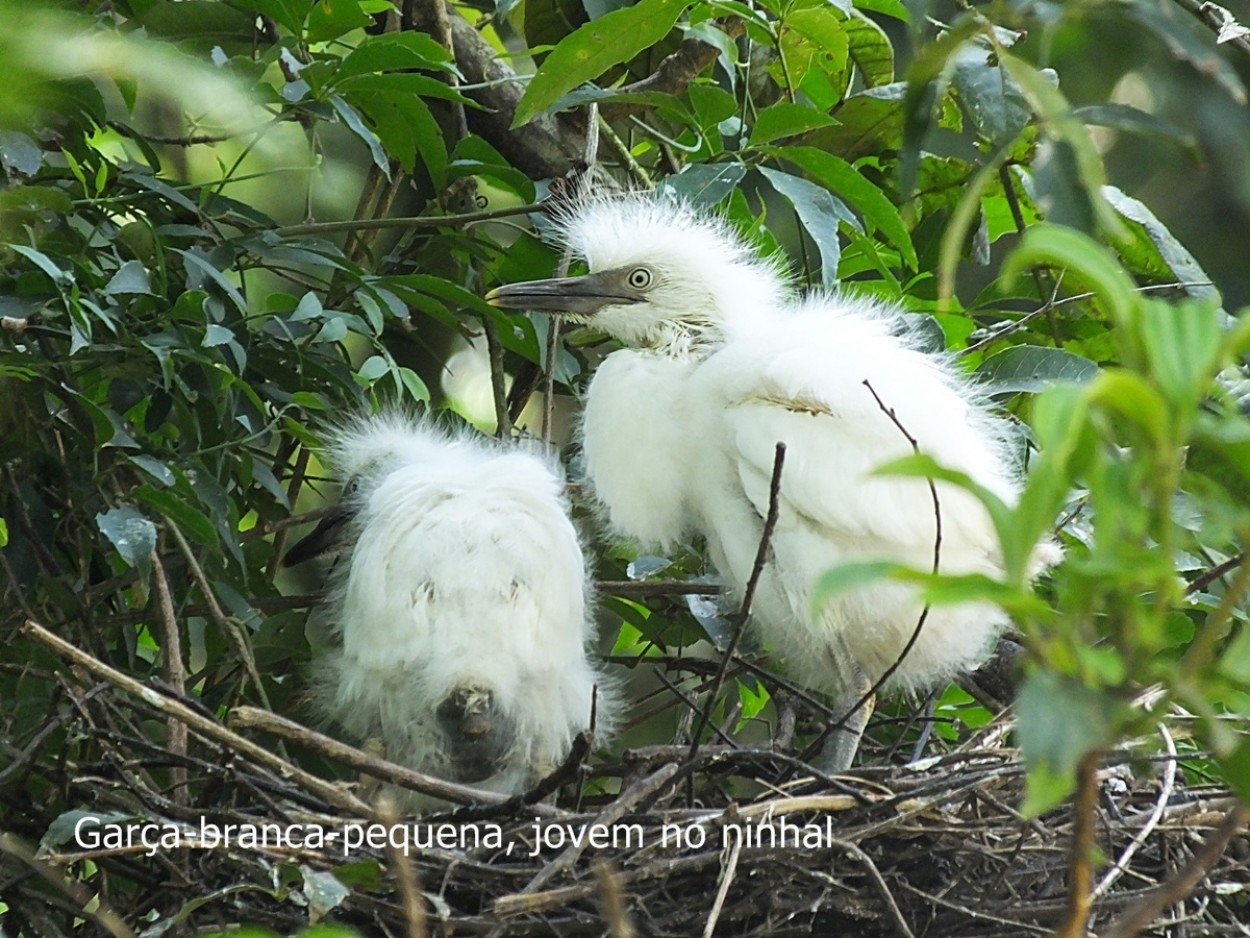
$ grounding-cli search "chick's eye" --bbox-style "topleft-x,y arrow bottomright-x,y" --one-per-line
627,267 -> 653,290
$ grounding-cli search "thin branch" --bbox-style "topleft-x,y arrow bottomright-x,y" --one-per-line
482,315 -> 514,439
798,381 -> 943,764
701,830 -> 743,938
1055,749 -> 1103,938
149,549 -> 187,802
20,619 -> 373,817
0,833 -> 136,938
688,444 -> 786,768
1103,800 -> 1250,938
1186,549 -> 1247,595
1093,724 -> 1178,900
274,202 -> 542,238
1170,0 -> 1250,70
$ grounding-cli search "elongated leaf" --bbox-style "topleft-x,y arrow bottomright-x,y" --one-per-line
769,144 -> 917,269
759,166 -> 857,287
335,32 -> 454,80
976,346 -> 1099,395
1103,185 -> 1216,298
658,162 -> 746,205
513,0 -> 696,127
330,94 -> 391,178
1136,298 -> 1223,407
749,103 -> 836,147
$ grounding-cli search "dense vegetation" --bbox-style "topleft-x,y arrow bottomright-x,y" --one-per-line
1,0 -> 1248,933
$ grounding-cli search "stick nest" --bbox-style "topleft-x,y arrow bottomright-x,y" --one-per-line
4,627 -> 1248,938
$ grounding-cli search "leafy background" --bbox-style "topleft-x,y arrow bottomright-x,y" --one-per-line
2,0 -> 1250,931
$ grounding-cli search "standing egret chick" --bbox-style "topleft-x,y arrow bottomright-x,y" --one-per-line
286,411 -> 613,805
487,194 -> 1058,771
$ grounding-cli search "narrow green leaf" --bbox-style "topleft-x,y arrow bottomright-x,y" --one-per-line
335,32 -> 454,80
1103,186 -> 1216,299
768,145 -> 917,269
513,0 -> 696,127
1136,299 -> 1223,407
657,162 -> 746,205
330,94 -> 391,179
812,560 -> 899,613
759,166 -> 856,287
8,243 -> 74,287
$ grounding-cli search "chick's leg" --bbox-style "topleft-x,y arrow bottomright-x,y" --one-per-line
817,656 -> 875,773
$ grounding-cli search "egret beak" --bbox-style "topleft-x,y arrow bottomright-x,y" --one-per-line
486,271 -> 642,315
282,505 -> 352,566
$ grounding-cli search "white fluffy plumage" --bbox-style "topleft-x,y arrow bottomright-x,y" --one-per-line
297,411 -> 612,805
490,192 -> 1059,769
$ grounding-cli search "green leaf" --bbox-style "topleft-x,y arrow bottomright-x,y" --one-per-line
513,0 -> 696,127
1135,298 -> 1223,408
1018,671 -> 1119,816
1001,223 -> 1137,327
0,517 -> 7,549
975,346 -> 1099,395
8,243 -> 74,287
657,162 -> 746,205
767,145 -> 917,269
1074,104 -> 1196,151
844,10 -> 893,87
306,0 -> 372,43
811,561 -> 899,613
330,94 -> 391,179
749,102 -> 837,147
950,40 -> 1029,144
758,166 -> 856,287
96,505 -> 157,569
103,260 -> 153,296
1103,186 -> 1217,299
133,485 -> 217,546
335,32 -> 454,80
1216,737 -> 1250,802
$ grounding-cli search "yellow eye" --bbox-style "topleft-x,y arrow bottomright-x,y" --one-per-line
627,267 -> 653,289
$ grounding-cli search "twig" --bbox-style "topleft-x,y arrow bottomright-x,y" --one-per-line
828,837 -> 916,938
512,762 -> 679,897
797,381 -> 943,765
229,705 -> 563,813
1186,549 -> 1247,595
687,444 -> 786,769
149,549 -> 187,803
427,0 -> 468,141
274,202 -> 542,237
1093,724 -> 1178,900
20,620 -> 372,816
166,521 -> 272,712
0,833 -> 136,938
482,315 -> 513,439
378,797 -> 430,938
1056,748 -> 1102,938
1170,0 -> 1250,70
701,829 -> 742,938
1102,800 -> 1250,938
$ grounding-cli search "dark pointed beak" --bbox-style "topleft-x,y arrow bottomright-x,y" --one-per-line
282,505 -> 352,567
485,271 -> 640,315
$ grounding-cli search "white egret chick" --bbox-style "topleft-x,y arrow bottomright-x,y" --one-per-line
285,411 -> 613,804
487,194 -> 1058,770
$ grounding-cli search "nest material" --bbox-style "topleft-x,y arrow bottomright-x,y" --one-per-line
4,622 -> 1248,938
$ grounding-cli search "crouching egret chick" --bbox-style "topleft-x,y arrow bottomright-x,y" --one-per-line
285,411 -> 613,805
487,194 -> 1059,771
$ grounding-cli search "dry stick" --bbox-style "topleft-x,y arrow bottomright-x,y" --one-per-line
827,837 -> 916,938
149,550 -> 187,804
228,705 -> 561,813
378,798 -> 430,938
508,762 -> 680,898
1103,800 -> 1250,938
1056,749 -> 1103,938
20,620 -> 373,816
0,833 -> 137,938
482,314 -> 513,439
1093,724 -> 1178,900
1185,549 -> 1247,596
797,381 -> 943,766
700,832 -> 742,938
166,521 -> 272,713
687,444 -> 787,781
426,0 -> 468,141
